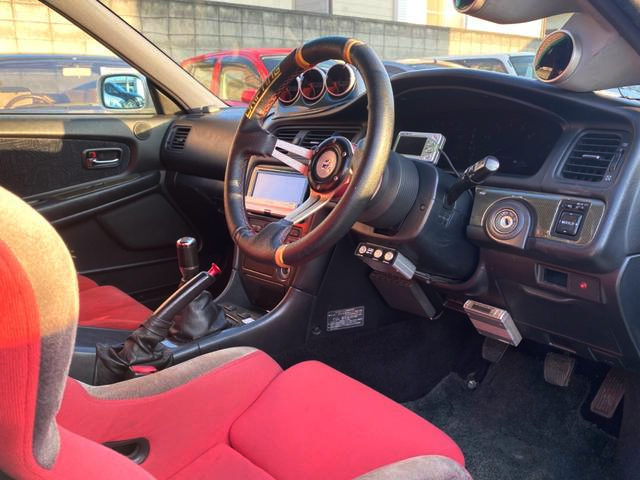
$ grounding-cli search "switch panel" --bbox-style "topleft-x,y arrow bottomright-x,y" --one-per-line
553,200 -> 590,239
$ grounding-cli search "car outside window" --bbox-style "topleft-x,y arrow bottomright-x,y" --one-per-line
0,1 -> 154,114
185,59 -> 216,89
458,58 -> 509,74
218,59 -> 261,103
509,55 -> 535,78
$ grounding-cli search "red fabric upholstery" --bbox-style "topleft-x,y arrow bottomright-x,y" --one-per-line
58,350 -> 283,479
171,444 -> 275,480
230,360 -> 465,480
78,283 -> 152,330
77,274 -> 98,291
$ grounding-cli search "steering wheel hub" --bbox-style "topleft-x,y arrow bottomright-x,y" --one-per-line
309,136 -> 353,193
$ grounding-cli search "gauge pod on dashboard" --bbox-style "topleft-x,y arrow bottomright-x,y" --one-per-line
325,63 -> 356,98
452,0 -> 577,24
278,77 -> 300,105
534,30 -> 579,83
300,68 -> 326,104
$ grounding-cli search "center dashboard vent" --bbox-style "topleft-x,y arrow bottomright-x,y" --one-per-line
561,132 -> 624,182
166,125 -> 191,151
275,126 -> 361,148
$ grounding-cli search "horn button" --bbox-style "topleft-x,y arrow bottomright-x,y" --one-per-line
308,136 -> 353,193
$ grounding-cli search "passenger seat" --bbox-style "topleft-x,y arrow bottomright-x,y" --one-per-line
77,275 -> 151,330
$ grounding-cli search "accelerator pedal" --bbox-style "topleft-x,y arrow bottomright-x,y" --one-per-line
482,337 -> 509,363
544,352 -> 575,387
591,368 -> 625,419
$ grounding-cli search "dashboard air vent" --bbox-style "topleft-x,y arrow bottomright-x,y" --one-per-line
300,127 -> 361,148
167,125 -> 191,151
561,132 -> 623,182
274,127 -> 299,143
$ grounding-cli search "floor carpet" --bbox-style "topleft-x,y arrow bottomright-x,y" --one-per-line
404,349 -> 617,479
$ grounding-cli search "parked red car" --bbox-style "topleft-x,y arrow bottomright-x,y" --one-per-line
181,48 -> 291,106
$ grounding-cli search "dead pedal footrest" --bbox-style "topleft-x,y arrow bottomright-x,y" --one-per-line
591,368 -> 625,419
544,352 -> 575,387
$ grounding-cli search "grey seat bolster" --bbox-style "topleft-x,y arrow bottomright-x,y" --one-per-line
353,455 -> 472,480
78,346 -> 260,400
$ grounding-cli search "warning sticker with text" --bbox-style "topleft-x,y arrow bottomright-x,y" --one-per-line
327,306 -> 365,332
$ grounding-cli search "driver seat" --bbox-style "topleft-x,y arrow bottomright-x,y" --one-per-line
0,185 -> 470,479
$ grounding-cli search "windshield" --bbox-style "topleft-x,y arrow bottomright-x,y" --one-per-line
8,1 -> 629,109
94,0 -> 560,105
509,55 -> 536,78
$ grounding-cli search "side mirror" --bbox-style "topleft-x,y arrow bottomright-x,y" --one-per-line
99,74 -> 148,110
240,88 -> 257,104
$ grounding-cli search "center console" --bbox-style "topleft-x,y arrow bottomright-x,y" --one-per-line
242,164 -> 311,289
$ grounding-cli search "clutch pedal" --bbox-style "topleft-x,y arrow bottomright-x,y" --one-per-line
544,352 -> 575,387
591,368 -> 625,419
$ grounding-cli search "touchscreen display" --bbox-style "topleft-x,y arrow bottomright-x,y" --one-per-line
251,170 -> 308,205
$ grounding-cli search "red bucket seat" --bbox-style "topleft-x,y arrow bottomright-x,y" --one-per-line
0,186 -> 470,480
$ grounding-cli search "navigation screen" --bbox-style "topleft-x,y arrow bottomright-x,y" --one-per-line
251,169 -> 308,205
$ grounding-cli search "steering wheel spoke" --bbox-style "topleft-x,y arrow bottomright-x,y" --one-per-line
272,139 -> 312,175
284,190 -> 333,224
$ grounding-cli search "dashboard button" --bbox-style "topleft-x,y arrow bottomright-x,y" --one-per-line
555,211 -> 583,236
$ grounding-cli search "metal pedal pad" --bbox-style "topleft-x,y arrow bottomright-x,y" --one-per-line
544,352 -> 575,387
482,337 -> 509,363
591,369 -> 625,419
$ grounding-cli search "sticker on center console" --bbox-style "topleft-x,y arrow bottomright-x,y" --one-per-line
327,306 -> 365,331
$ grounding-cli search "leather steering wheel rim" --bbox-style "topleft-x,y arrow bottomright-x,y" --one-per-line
224,36 -> 394,267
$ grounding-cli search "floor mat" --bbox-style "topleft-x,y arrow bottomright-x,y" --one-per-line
404,349 -> 617,479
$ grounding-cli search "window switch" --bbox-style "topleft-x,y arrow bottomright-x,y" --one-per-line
555,211 -> 583,236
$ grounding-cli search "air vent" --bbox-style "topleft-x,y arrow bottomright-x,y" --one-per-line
274,127 -> 299,143
300,127 -> 361,148
561,132 -> 623,182
167,125 -> 191,151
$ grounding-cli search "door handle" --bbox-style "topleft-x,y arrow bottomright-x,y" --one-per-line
83,148 -> 122,169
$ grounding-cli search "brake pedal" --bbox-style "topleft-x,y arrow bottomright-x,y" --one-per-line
544,352 -> 575,387
591,369 -> 625,419
482,337 -> 509,363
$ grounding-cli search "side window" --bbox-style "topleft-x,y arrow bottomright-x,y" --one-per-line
218,58 -> 261,103
0,1 -> 153,114
185,59 -> 216,88
461,59 -> 509,74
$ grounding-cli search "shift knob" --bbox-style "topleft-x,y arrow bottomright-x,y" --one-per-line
176,236 -> 199,283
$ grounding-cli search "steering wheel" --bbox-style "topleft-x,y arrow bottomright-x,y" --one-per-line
225,36 -> 394,267
5,94 -> 55,109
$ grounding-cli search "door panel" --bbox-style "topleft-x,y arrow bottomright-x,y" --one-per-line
0,137 -> 131,197
0,115 -> 197,308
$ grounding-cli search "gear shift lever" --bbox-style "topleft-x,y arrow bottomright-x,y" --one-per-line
177,236 -> 199,284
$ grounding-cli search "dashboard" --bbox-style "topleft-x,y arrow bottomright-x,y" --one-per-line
163,68 -> 640,371
394,100 -> 563,176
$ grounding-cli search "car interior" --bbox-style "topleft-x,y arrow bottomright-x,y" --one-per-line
2,0 -> 640,478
